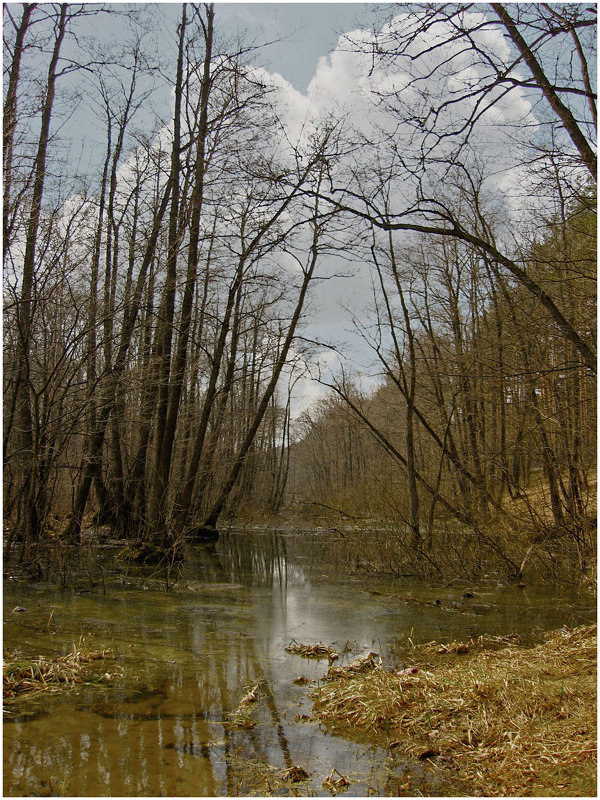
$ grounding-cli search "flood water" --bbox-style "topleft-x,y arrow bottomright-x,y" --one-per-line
3,530 -> 595,796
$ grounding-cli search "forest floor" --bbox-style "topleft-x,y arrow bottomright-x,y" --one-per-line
312,624 -> 597,797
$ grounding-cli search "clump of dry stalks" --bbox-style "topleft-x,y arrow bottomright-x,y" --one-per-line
3,642 -> 115,701
227,749 -> 314,796
224,682 -> 262,730
327,651 -> 381,679
285,640 -> 339,661
313,624 -> 596,796
322,767 -> 350,792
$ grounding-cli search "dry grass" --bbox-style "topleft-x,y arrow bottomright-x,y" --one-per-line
227,749 -> 313,796
395,632 -> 524,663
223,682 -> 262,731
327,651 -> 380,679
223,712 -> 257,731
3,642 -> 115,701
313,624 -> 596,796
285,640 -> 339,661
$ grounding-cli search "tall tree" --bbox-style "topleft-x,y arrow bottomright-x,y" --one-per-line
324,3 -> 596,370
11,3 -> 68,566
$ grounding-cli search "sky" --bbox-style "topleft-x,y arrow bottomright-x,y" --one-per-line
214,3 -> 378,93
11,2 -> 560,418
59,3 -> 399,415
203,4 -> 395,413
135,3 -> 380,94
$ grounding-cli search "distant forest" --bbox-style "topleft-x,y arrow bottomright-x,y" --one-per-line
3,3 -> 596,581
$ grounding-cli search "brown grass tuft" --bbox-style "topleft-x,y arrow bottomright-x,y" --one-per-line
3,643 -> 115,701
313,624 -> 597,796
285,640 -> 339,661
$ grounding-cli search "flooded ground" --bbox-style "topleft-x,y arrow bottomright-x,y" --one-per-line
3,529 -> 595,796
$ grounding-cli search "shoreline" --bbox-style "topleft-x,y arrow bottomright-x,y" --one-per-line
312,624 -> 597,797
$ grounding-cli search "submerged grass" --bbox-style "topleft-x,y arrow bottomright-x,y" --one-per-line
312,624 -> 596,797
227,748 -> 313,796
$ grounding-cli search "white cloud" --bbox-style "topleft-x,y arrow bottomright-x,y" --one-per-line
50,9 -> 546,419
246,10 -> 545,416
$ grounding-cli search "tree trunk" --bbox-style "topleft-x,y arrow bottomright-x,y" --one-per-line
3,2 -> 36,260
147,4 -> 187,535
14,4 -> 68,564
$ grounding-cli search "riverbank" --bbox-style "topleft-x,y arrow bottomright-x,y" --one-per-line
224,505 -> 597,588
312,624 -> 597,797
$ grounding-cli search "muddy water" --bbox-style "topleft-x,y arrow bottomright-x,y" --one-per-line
3,530 -> 594,796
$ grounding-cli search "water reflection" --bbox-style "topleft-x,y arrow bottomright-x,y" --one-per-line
3,530 -> 595,796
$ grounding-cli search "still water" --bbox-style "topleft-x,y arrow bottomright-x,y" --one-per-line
3,530 -> 594,796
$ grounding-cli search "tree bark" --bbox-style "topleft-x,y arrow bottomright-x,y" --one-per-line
147,4 -> 187,533
491,3 -> 597,180
14,4 -> 68,563
3,3 -> 36,260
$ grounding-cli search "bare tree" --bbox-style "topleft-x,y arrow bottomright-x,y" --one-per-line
9,4 -> 68,566
324,3 -> 596,370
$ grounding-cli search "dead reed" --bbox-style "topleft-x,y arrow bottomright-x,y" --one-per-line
227,748 -> 313,796
285,640 -> 339,661
3,643 -> 115,700
313,624 -> 596,796
224,681 -> 262,730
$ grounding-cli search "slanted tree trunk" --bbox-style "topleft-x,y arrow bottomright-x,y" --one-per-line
195,193 -> 324,537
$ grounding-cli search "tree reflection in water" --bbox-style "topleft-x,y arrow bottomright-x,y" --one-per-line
4,530 -> 592,796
